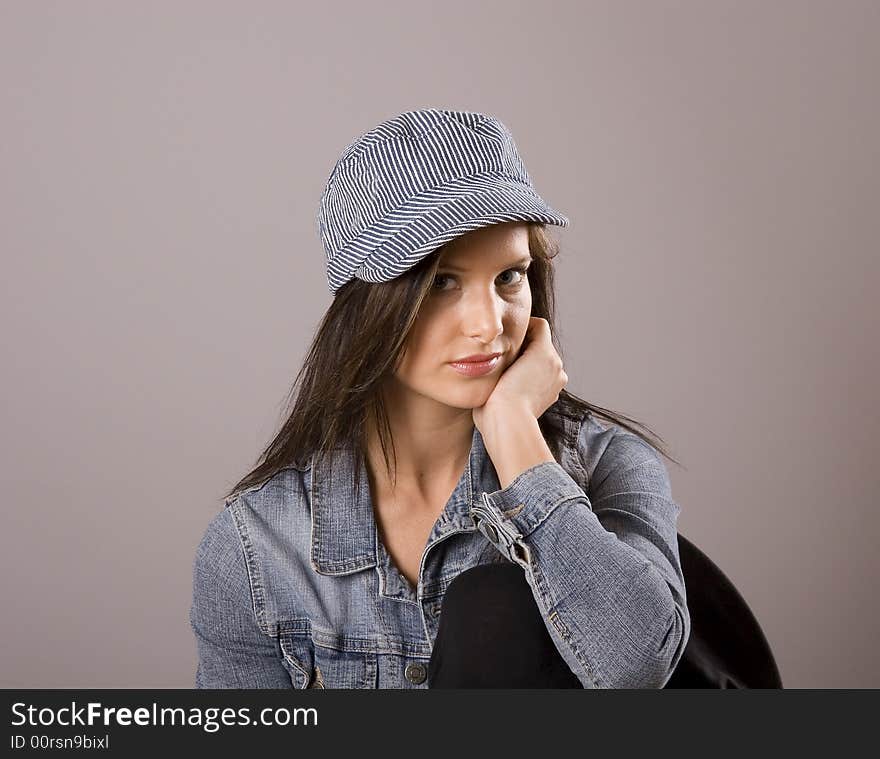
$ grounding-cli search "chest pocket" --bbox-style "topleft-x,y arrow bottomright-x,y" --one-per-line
313,640 -> 377,689
279,623 -> 377,689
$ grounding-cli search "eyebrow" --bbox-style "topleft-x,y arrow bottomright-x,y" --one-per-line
438,255 -> 532,273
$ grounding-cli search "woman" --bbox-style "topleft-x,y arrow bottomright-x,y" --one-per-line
190,108 -> 690,688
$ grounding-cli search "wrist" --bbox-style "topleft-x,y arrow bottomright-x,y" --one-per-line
483,395 -> 536,423
479,406 -> 555,489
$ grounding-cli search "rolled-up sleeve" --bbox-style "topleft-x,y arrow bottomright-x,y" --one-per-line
470,425 -> 690,689
190,507 -> 293,689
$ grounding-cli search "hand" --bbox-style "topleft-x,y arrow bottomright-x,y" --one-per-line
472,317 -> 568,430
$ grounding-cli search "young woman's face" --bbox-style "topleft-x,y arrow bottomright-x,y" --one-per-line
392,221 -> 533,411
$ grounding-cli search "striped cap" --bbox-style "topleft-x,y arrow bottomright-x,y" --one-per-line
317,109 -> 570,295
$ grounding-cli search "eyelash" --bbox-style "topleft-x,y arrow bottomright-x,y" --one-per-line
431,265 -> 530,293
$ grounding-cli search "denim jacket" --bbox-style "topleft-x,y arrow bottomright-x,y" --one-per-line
190,404 -> 690,689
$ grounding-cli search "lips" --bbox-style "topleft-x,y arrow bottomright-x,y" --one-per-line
448,353 -> 502,377
450,352 -> 502,363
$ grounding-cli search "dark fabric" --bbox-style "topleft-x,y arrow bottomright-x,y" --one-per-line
428,534 -> 783,689
664,533 -> 783,688
428,562 -> 582,688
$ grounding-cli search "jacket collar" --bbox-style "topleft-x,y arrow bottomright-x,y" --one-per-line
308,424 -> 500,576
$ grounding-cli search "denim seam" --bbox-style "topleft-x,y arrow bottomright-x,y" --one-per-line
528,559 -> 601,688
223,464 -> 307,507
547,610 -> 599,688
601,455 -> 663,484
517,491 -> 586,538
564,410 -> 591,492
591,491 -> 678,507
365,567 -> 394,644
308,627 -> 431,656
227,502 -> 274,639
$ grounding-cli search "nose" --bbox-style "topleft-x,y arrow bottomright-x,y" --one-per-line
460,286 -> 504,344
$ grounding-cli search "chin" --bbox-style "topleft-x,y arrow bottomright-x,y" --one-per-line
437,383 -> 496,410
403,374 -> 498,411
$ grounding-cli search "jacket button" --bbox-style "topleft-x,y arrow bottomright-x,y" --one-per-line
405,662 -> 427,685
483,523 -> 499,544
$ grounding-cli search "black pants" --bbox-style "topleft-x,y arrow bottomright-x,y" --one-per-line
427,562 -> 583,688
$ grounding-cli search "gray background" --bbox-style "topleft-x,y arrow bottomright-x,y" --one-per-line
2,0 -> 877,688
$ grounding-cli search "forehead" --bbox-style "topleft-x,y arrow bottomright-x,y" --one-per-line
437,223 -> 530,268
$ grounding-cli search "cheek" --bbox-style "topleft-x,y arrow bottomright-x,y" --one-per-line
508,296 -> 532,337
395,324 -> 441,381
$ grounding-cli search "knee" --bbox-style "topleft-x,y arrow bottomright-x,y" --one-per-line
440,562 -> 540,631
428,562 -> 582,688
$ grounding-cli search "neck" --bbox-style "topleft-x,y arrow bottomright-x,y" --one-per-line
364,386 -> 474,500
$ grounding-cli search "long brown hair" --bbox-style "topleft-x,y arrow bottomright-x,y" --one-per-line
223,223 -> 681,503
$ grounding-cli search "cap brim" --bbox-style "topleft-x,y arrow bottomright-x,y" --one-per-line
329,174 -> 569,292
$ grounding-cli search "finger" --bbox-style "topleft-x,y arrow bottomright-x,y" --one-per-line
531,317 -> 551,336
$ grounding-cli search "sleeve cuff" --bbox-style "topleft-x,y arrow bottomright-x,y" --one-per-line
469,461 -> 591,565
